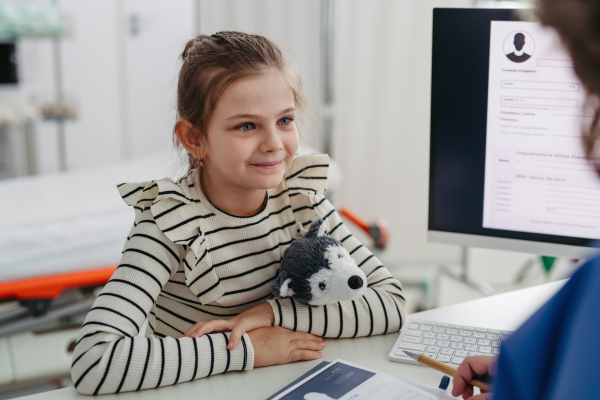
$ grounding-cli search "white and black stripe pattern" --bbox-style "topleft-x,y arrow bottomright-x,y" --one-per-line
71,154 -> 405,394
71,208 -> 252,395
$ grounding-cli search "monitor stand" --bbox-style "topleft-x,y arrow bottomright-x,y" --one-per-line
432,246 -> 495,308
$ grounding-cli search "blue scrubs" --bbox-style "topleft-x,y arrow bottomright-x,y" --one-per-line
494,248 -> 600,399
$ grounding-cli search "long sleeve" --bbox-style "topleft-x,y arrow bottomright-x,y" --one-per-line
71,208 -> 253,395
268,196 -> 406,338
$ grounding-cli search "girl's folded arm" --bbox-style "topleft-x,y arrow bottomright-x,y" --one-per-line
269,197 -> 406,338
71,209 -> 253,395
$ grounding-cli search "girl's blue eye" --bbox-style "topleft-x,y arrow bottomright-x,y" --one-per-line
279,117 -> 292,125
238,123 -> 255,132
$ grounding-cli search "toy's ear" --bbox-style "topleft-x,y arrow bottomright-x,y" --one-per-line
273,272 -> 295,298
278,278 -> 295,298
305,218 -> 326,238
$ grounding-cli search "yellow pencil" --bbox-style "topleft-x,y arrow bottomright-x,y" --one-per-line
403,350 -> 492,392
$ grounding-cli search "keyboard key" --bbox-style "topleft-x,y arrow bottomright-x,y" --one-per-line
459,330 -> 472,337
423,332 -> 436,339
489,330 -> 500,334
468,352 -> 483,357
439,323 -> 449,327
398,342 -> 426,352
426,346 -> 441,354
450,343 -> 464,350
394,349 -> 411,357
402,337 -> 423,344
446,328 -> 458,335
433,327 -> 445,333
440,348 -> 454,356
436,341 -> 450,348
423,339 -> 436,345
437,334 -> 450,340
473,332 -> 486,339
425,353 -> 438,359
423,321 -> 436,326
464,338 -> 477,344
492,348 -> 501,355
487,333 -> 500,340
450,336 -> 463,343
464,344 -> 478,351
438,355 -> 452,363
419,325 -> 433,332
462,327 -> 474,331
474,328 -> 487,332
455,350 -> 468,358
491,341 -> 501,348
452,356 -> 465,364
449,325 -> 461,329
478,346 -> 492,354
478,339 -> 491,346
406,330 -> 423,337
408,323 -> 420,330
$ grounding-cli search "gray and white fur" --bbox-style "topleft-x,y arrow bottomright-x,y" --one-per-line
272,218 -> 367,306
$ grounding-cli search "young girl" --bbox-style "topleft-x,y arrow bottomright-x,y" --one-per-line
71,31 -> 406,395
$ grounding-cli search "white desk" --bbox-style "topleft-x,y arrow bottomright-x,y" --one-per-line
21,280 -> 565,400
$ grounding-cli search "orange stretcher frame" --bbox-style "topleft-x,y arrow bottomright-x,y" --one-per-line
0,266 -> 117,300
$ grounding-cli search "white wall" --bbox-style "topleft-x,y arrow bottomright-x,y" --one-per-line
122,0 -> 195,160
60,0 -> 123,171
332,0 -> 474,265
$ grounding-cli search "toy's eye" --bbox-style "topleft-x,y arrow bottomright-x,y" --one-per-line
319,282 -> 327,290
338,254 -> 343,259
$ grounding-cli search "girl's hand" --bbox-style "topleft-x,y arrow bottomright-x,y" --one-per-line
184,303 -> 275,350
248,326 -> 325,368
452,355 -> 496,400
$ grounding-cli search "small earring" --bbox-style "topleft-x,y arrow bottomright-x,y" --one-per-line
197,158 -> 203,167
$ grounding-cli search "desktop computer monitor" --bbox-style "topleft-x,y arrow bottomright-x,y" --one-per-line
428,8 -> 600,259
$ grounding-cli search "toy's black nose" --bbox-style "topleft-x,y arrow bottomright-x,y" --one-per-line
348,275 -> 363,290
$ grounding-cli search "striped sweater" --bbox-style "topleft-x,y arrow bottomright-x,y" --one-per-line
71,154 -> 406,395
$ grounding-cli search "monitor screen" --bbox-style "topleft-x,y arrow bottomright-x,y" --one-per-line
429,8 -> 600,257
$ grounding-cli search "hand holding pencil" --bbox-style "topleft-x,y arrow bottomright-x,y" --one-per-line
403,351 -> 495,399
452,355 -> 495,399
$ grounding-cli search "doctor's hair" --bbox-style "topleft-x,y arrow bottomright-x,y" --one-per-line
174,31 -> 309,173
537,0 -> 600,174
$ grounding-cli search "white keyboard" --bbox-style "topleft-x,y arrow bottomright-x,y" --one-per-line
389,319 -> 512,367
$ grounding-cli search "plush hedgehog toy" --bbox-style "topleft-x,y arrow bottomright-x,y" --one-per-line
273,218 -> 367,306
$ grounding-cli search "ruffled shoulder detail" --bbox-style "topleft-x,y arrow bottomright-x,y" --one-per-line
117,171 -> 223,304
279,153 -> 329,196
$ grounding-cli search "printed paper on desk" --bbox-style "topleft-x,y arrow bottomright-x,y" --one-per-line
271,359 -> 453,400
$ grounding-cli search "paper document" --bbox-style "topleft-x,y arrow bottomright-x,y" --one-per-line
271,359 -> 453,400
482,21 -> 600,239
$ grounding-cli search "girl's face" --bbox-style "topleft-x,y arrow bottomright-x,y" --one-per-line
203,69 -> 299,192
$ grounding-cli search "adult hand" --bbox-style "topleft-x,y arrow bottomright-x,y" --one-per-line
452,355 -> 497,400
249,326 -> 325,368
184,303 -> 275,350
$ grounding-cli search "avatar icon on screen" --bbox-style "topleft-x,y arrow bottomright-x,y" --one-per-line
506,33 -> 532,63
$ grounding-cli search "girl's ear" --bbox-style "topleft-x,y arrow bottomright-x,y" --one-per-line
175,120 -> 204,158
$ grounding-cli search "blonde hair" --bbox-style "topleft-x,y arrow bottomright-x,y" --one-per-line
175,31 -> 308,172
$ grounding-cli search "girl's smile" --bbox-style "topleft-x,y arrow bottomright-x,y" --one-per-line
249,160 -> 283,169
